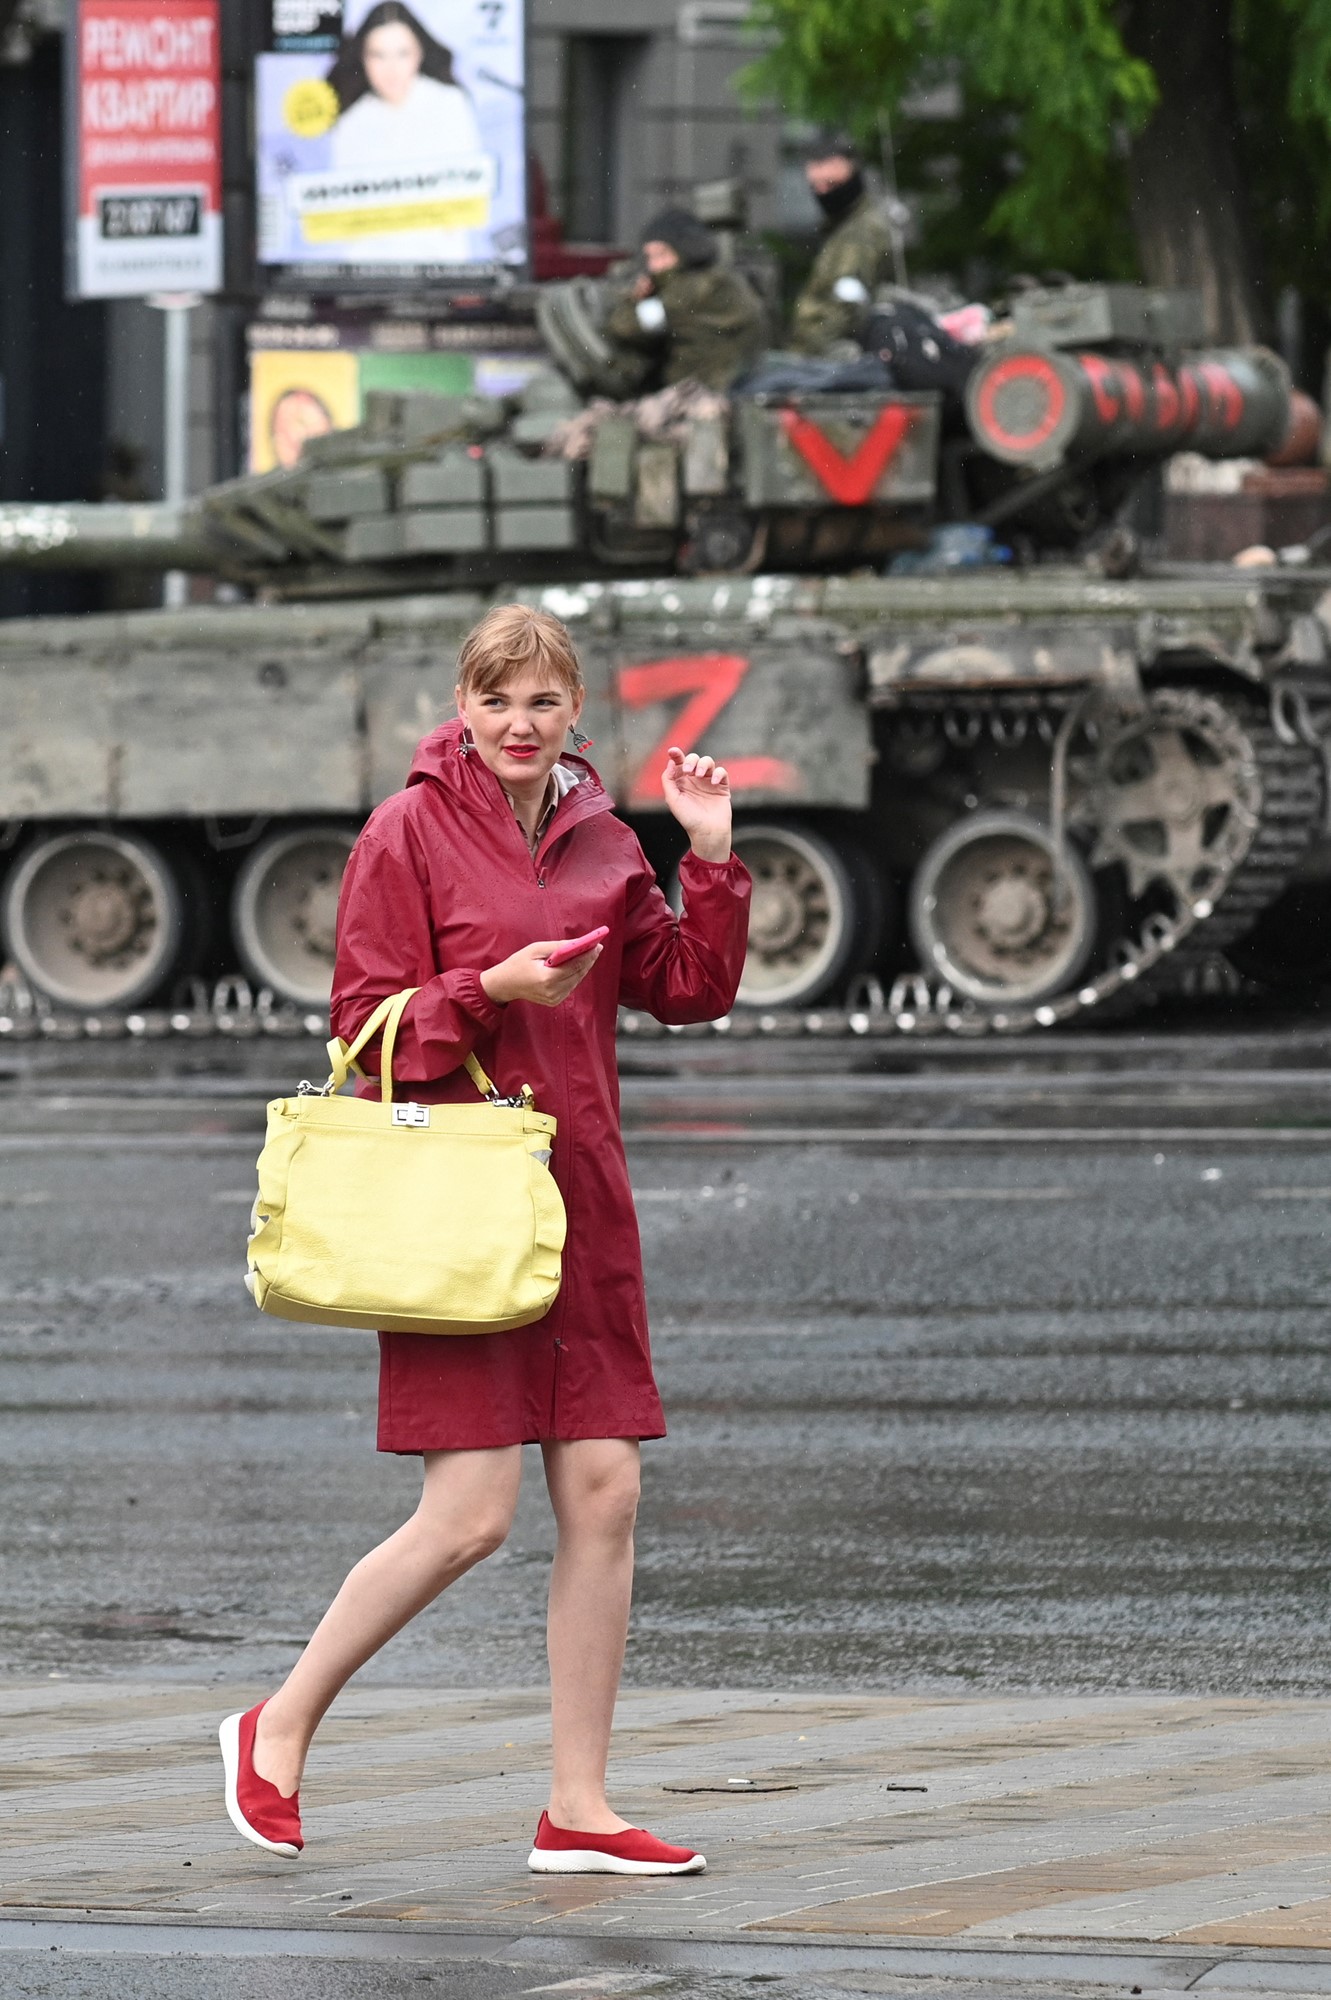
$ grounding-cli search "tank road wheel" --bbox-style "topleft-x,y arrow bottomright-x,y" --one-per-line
729,822 -> 879,1008
909,810 -> 1097,1007
2,829 -> 187,1009
231,823 -> 357,1008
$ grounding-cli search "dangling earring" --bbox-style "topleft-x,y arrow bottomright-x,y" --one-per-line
458,724 -> 475,757
570,724 -> 594,752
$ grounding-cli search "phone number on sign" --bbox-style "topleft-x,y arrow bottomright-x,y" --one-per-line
97,191 -> 202,238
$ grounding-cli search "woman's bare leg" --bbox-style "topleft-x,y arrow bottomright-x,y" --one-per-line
252,1444 -> 523,1796
542,1437 -> 641,1833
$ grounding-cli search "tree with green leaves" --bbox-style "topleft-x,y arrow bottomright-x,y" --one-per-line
744,0 -> 1331,351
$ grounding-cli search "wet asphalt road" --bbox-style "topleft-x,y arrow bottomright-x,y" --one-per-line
0,1934 -> 1213,2000
3,1045 -> 1331,1701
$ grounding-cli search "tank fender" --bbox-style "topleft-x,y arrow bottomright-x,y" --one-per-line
866,626 -> 1141,703
1269,612 -> 1330,671
1307,588 -> 1331,656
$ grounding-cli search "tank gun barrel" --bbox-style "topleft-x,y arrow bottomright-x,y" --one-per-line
966,346 -> 1291,470
0,502 -> 217,571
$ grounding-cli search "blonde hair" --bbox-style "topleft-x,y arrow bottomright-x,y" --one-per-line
456,603 -> 584,700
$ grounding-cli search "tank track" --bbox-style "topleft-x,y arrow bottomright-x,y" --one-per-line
1168,707 -> 1325,964
1028,691 -> 1320,1030
0,687 -> 1322,1046
891,684 -> 1319,1032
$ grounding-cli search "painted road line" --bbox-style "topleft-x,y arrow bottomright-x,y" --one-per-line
896,1188 -> 1075,1200
627,1128 -> 1331,1146
633,1189 -> 717,1201
0,1136 -> 261,1151
1,1127 -> 1331,1152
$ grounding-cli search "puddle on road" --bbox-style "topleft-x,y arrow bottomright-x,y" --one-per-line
76,1612 -> 242,1644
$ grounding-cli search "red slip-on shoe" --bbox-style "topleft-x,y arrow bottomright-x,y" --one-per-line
219,1701 -> 303,1856
528,1809 -> 705,1875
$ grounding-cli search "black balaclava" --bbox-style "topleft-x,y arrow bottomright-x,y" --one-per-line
814,166 -> 865,226
640,207 -> 718,271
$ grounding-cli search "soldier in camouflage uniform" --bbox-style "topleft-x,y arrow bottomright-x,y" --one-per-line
602,209 -> 767,392
791,137 -> 894,355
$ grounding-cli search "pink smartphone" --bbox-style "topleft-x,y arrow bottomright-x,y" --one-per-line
545,926 -> 610,968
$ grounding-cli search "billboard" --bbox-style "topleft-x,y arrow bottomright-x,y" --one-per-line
69,0 -> 222,298
255,1 -> 526,284
246,315 -> 546,469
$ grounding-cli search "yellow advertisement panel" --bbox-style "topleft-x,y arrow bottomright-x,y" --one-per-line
249,349 -> 361,473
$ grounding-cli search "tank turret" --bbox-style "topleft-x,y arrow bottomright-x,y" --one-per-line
0,371 -> 947,593
0,298 -> 1299,591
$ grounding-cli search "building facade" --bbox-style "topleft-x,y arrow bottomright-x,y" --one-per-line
530,0 -> 786,248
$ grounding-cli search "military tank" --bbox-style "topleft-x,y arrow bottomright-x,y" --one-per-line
0,280 -> 1327,1032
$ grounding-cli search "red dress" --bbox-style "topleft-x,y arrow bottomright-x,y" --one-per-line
329,720 -> 751,1452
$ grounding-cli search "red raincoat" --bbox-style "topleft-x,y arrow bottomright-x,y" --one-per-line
330,719 -> 751,1452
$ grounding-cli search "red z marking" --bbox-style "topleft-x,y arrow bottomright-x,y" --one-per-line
616,654 -> 803,807
779,405 -> 917,505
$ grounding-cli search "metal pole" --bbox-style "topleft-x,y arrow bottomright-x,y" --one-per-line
151,293 -> 197,609
876,109 -> 910,289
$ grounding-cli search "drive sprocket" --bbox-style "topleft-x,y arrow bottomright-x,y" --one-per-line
1074,689 -> 1260,912
1071,685 -> 1324,990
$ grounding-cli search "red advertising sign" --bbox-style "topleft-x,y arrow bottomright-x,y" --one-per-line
71,0 -> 221,298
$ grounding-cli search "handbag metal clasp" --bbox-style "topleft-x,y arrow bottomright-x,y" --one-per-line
391,1102 -> 431,1128
486,1083 -> 535,1109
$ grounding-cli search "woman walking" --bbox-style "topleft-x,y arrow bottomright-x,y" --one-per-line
221,603 -> 750,1874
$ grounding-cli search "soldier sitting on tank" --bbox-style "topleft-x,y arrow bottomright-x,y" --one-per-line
602,209 -> 767,392
791,134 -> 894,356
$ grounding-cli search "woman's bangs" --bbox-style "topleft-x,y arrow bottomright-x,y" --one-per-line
458,607 -> 584,698
465,653 -> 581,699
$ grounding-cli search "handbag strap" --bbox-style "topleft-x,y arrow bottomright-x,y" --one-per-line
326,987 -> 498,1106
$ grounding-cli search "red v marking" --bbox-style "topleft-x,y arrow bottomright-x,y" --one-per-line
779,405 -> 917,506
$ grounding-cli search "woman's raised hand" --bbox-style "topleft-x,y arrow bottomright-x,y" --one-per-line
662,747 -> 732,863
481,939 -> 603,1008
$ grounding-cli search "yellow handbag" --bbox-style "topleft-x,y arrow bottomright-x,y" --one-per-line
245,987 -> 566,1335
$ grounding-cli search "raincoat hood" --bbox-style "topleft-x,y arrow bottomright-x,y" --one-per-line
406,717 -> 606,817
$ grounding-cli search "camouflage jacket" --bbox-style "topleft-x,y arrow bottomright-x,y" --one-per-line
603,265 -> 767,390
791,193 -> 895,354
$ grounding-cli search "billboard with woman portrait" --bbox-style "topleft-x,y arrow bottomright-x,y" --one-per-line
256,0 -> 525,282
